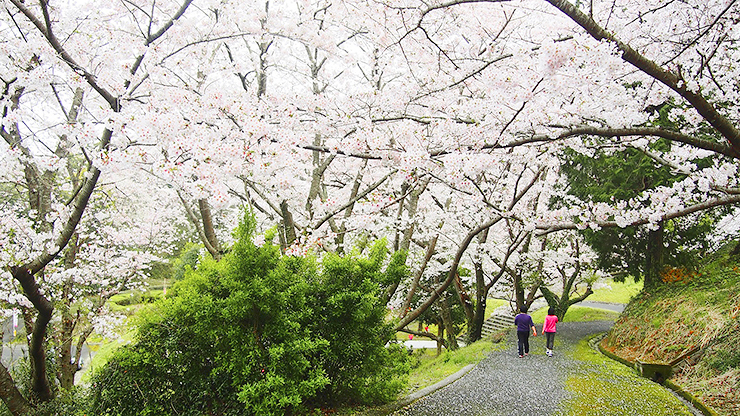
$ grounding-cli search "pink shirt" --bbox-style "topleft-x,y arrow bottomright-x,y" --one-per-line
543,314 -> 558,333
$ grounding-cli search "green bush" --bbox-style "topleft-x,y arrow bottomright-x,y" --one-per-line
0,359 -> 89,416
89,214 -> 409,415
307,246 -> 410,405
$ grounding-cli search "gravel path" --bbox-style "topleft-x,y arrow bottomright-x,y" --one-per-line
392,320 -> 615,416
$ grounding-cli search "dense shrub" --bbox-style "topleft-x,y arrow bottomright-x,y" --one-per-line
89,215 -> 409,415
307,244 -> 410,405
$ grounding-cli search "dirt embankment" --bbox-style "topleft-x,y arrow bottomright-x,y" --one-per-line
602,269 -> 740,416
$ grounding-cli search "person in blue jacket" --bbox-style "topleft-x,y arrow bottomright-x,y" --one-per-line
514,305 -> 537,357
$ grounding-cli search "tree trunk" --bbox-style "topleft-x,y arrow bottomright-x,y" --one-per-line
645,221 -> 665,290
12,267 -> 54,403
439,295 -> 459,350
198,198 -> 222,260
395,215 -> 504,331
453,271 -> 474,329
177,193 -> 222,260
436,317 -> 444,356
467,261 -> 487,343
0,365 -> 32,415
514,270 -> 525,313
541,281 -> 594,322
57,234 -> 81,390
399,235 -> 437,319
335,161 -> 366,254
57,276 -> 75,390
57,307 -> 77,391
280,200 -> 297,247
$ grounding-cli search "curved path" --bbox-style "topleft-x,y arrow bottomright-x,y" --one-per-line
392,320 -> 698,416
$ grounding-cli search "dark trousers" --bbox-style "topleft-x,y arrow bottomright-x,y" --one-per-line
545,332 -> 556,350
517,331 -> 530,356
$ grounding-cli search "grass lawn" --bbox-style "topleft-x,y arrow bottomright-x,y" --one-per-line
531,304 -> 620,323
78,328 -> 136,384
556,336 -> 693,416
588,277 -> 643,304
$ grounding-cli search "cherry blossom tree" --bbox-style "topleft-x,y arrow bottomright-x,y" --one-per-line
520,0 -> 740,232
534,231 -> 599,320
46,182 -> 168,390
2,0 -> 739,412
378,0 -> 740,327
526,0 -> 740,288
1,0 -> 197,412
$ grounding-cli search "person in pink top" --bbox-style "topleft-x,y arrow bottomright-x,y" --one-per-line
542,307 -> 559,357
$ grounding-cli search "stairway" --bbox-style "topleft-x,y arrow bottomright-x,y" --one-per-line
482,313 -> 515,337
458,313 -> 515,344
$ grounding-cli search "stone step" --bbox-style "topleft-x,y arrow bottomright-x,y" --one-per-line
457,313 -> 516,343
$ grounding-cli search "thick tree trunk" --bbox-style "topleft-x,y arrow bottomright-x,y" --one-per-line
57,310 -> 77,390
12,267 -> 54,403
436,317 -> 444,356
541,281 -> 594,322
0,365 -> 32,415
177,193 -> 222,260
514,271 -> 525,312
280,200 -> 297,247
198,198 -> 222,260
454,272 -> 474,330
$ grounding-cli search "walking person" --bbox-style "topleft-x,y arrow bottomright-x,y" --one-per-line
543,307 -> 559,357
514,305 -> 536,357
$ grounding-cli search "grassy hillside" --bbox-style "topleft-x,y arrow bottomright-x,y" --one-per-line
602,244 -> 740,416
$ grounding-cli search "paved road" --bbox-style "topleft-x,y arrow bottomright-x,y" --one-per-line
580,300 -> 625,313
393,321 -> 612,416
392,320 -> 699,416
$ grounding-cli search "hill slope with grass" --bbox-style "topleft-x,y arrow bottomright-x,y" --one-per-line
601,244 -> 740,416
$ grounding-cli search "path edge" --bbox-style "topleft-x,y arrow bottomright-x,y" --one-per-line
359,363 -> 475,415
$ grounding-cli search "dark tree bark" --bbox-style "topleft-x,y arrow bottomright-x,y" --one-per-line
11,267 -> 54,403
645,221 -> 666,290
280,200 -> 297,247
467,261 -> 487,342
199,198 -> 223,259
439,294 -> 459,350
0,366 -> 32,415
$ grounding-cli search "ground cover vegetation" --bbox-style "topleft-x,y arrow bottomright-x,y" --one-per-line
560,336 -> 694,416
602,242 -> 740,415
2,0 -> 740,414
